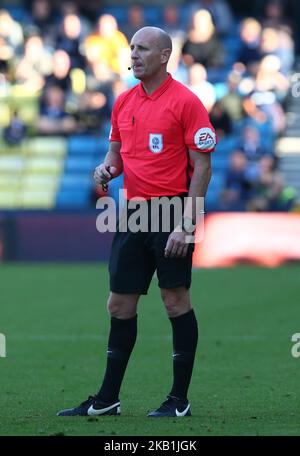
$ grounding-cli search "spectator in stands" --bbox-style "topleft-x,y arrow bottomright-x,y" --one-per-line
260,26 -> 294,75
111,75 -> 129,102
187,63 -> 216,112
45,49 -> 72,93
237,18 -> 262,69
56,13 -> 85,69
249,56 -> 287,135
262,0 -> 292,33
14,33 -> 52,94
0,59 -> 10,94
76,61 -> 113,132
188,0 -> 234,36
248,155 -> 295,211
58,0 -> 91,39
86,60 -> 114,91
0,36 -> 11,62
84,14 -> 129,75
76,88 -> 111,133
182,9 -> 224,68
37,84 -> 77,135
241,92 -> 269,126
220,71 -> 245,122
26,0 -> 57,47
240,125 -> 270,162
163,5 -> 185,40
73,0 -> 100,22
0,9 -> 24,59
209,101 -> 233,137
166,38 -> 189,85
121,5 -> 145,41
277,28 -> 294,76
255,54 -> 289,100
3,109 -> 27,146
220,150 -> 254,211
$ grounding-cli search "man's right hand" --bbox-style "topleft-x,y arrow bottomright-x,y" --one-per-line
93,164 -> 117,191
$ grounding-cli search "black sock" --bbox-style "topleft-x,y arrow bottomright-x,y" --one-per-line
169,309 -> 198,401
97,315 -> 137,403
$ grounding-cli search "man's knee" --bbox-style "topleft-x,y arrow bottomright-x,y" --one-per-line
107,293 -> 139,319
161,288 -> 191,318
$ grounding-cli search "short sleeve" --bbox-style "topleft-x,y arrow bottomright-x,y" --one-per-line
109,100 -> 121,142
182,95 -> 217,153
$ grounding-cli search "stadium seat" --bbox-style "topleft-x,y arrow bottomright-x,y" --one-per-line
100,6 -> 128,24
0,155 -> 24,173
94,136 -> 109,157
214,82 -> 228,100
209,170 -> 225,189
1,5 -> 30,22
0,102 -> 11,128
101,120 -> 112,137
60,174 -> 92,191
56,188 -> 91,208
108,174 -> 124,208
205,171 -> 224,211
205,169 -> 225,210
0,175 -> 20,190
11,96 -> 40,126
217,136 -> 241,154
223,36 -> 242,65
67,135 -> 107,156
212,155 -> 229,171
19,189 -> 56,209
0,190 -> 19,208
205,191 -> 221,211
65,156 -> 95,173
25,137 -> 67,157
22,174 -> 59,191
25,157 -> 63,175
228,17 -> 242,38
144,7 -> 161,25
207,68 -> 231,84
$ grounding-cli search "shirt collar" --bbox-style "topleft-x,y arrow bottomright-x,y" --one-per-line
138,73 -> 173,100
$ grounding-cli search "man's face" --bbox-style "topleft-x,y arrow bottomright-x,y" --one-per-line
130,31 -> 163,81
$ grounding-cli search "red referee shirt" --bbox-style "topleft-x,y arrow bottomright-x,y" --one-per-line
109,73 -> 216,200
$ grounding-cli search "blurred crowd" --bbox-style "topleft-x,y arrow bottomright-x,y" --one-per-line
0,0 -> 297,211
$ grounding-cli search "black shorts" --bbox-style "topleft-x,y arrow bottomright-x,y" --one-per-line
109,197 -> 195,295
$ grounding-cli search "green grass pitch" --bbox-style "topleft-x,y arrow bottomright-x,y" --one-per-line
0,264 -> 299,436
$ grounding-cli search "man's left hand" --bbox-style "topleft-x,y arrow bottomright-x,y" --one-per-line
164,230 -> 190,258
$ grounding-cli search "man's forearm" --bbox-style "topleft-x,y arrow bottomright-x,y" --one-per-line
184,165 -> 212,220
188,164 -> 212,198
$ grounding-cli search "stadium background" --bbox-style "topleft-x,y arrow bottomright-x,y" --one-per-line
0,0 -> 300,437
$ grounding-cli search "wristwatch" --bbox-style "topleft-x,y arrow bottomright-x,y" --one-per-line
182,216 -> 195,233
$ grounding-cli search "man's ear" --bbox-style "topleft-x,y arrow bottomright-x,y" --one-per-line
161,48 -> 172,64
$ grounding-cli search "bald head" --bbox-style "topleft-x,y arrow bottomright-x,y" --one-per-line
132,27 -> 172,52
130,27 -> 173,84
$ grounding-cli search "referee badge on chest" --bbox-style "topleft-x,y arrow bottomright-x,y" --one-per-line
149,133 -> 163,153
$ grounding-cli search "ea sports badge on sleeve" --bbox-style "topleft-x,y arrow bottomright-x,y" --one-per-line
149,133 -> 163,153
194,128 -> 216,151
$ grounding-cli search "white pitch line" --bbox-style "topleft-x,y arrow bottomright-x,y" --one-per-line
8,334 -> 172,342
6,334 -> 276,342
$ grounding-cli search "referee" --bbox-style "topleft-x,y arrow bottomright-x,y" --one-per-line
58,26 -> 216,418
